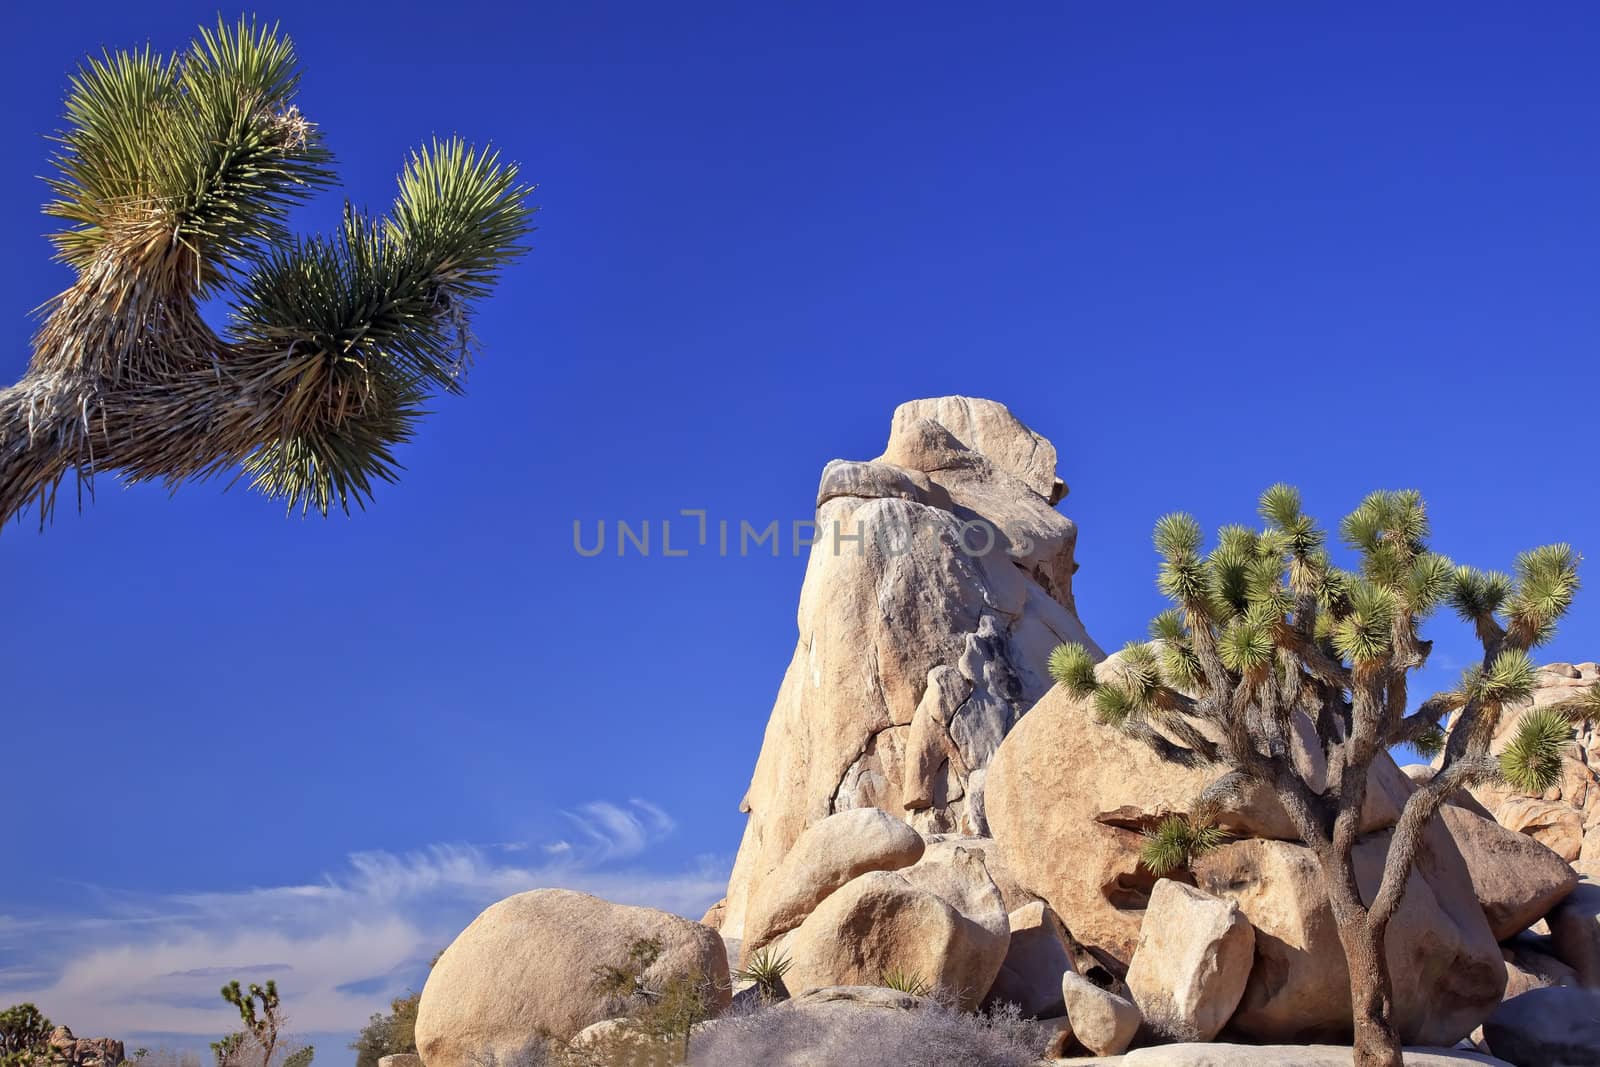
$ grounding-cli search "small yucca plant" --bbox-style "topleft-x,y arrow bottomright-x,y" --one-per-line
0,18 -> 534,528
1139,815 -> 1229,877
732,946 -> 793,1001
880,967 -> 933,997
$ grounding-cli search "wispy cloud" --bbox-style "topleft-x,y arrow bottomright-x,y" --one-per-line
0,799 -> 728,1047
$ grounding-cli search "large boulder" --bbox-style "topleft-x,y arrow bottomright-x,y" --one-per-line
783,866 -> 1007,1011
1125,880 -> 1254,1043
1548,879 -> 1600,987
740,808 -> 924,960
1482,985 -> 1600,1067
917,834 -> 1037,912
1440,803 -> 1577,939
1495,796 -> 1584,862
718,398 -> 1099,940
414,889 -> 730,1063
983,900 -> 1076,1019
984,660 -> 1413,969
1191,829 -> 1504,1046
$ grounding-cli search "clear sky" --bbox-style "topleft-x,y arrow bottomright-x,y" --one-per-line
3,1 -> 1597,1059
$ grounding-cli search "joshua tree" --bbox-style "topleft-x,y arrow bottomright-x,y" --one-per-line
0,18 -> 533,529
0,1004 -> 53,1067
214,980 -> 297,1067
1047,486 -> 1595,1067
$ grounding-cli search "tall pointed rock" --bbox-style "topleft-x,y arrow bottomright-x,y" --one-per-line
718,397 -> 1099,939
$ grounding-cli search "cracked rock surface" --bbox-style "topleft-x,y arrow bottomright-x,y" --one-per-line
717,396 -> 1098,940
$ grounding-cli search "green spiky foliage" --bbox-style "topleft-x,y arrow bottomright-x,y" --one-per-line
218,979 -> 293,1067
1139,815 -> 1229,877
0,1004 -> 52,1067
879,967 -> 933,997
0,18 -> 534,528
1045,486 -> 1582,1066
732,947 -> 794,1002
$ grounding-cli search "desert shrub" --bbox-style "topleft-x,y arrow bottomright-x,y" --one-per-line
352,993 -> 420,1067
687,997 -> 1052,1067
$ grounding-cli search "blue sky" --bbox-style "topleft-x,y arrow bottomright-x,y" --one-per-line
3,0 -> 1597,1057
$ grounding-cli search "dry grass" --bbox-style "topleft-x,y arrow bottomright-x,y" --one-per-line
687,996 -> 1053,1067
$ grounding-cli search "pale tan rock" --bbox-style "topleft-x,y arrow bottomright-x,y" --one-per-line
1437,662 -> 1600,845
1440,804 -> 1578,939
983,900 -> 1076,1019
1548,880 -> 1600,987
884,396 -> 1061,501
1579,823 -> 1600,881
902,666 -> 972,811
1496,796 -> 1584,861
377,1056 -> 422,1067
783,869 -> 1007,1011
566,1019 -> 674,1061
1124,880 -> 1254,1043
699,897 -> 727,928
720,399 -> 1098,940
1191,829 -> 1504,1046
984,657 -> 1410,968
740,808 -> 924,960
917,834 -> 1037,912
414,889 -> 729,1063
1061,971 -> 1141,1056
900,842 -> 1008,942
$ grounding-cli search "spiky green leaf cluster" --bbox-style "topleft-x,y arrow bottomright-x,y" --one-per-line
732,947 -> 793,1001
45,19 -> 336,279
1329,580 -> 1396,663
1411,722 -> 1447,759
1499,707 -> 1574,793
879,967 -> 933,997
1508,544 -> 1581,643
1048,642 -> 1099,696
1139,816 -> 1228,877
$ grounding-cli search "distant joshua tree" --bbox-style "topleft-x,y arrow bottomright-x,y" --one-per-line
1048,486 -> 1594,1067
0,18 -> 533,528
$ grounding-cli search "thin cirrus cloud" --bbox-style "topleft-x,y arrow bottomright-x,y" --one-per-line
0,799 -> 727,1044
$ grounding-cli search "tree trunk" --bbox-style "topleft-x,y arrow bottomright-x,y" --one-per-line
1337,912 -> 1403,1067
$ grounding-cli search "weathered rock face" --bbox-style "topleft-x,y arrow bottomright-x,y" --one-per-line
719,397 -> 1099,939
47,1029 -> 124,1067
1441,661 -> 1600,871
1482,985 -> 1600,1067
414,889 -> 729,1063
1548,879 -> 1600,987
1191,829 -> 1504,1046
741,808 -> 924,961
984,656 -> 1413,969
1124,880 -> 1254,1043
1440,803 -> 1577,940
782,865 -> 1008,1011
983,901 -> 1076,1019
